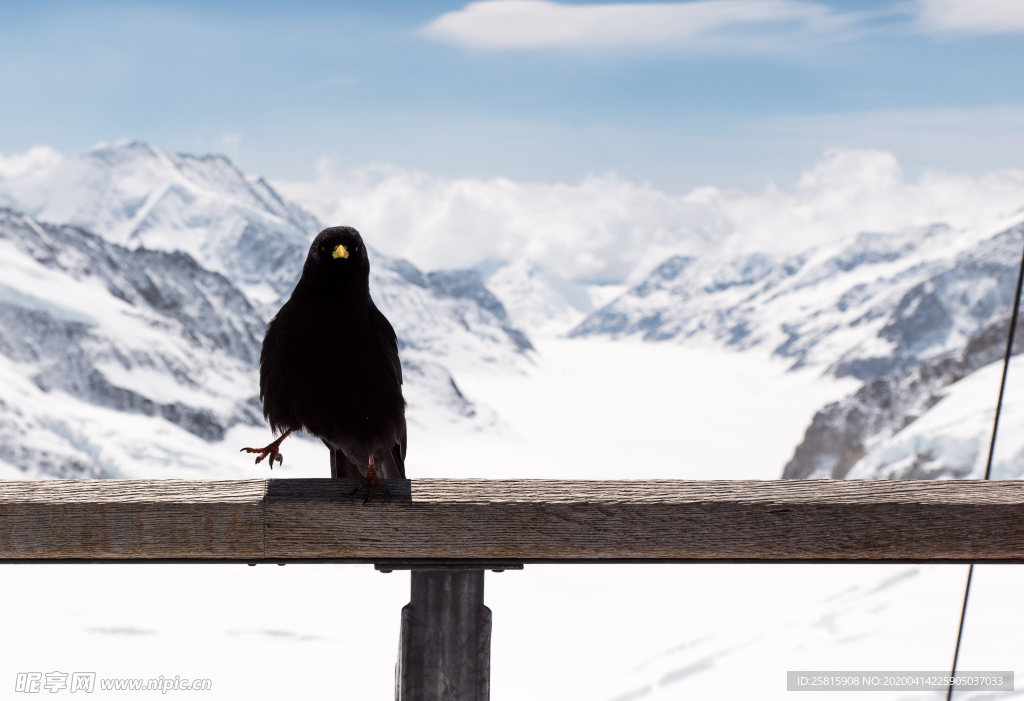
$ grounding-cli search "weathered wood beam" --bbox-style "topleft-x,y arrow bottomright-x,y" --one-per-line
0,479 -> 1022,562
0,479 -> 265,560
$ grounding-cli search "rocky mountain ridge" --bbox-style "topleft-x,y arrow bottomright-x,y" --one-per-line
0,207 -> 265,476
571,222 -> 1022,379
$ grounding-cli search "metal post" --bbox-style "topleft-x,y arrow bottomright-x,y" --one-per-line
394,569 -> 492,701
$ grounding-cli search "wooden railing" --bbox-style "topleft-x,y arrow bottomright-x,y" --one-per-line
1,478 -> 1022,562
3,479 -> 1022,700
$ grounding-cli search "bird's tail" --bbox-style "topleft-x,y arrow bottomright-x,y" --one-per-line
326,445 -> 363,479
391,438 -> 406,479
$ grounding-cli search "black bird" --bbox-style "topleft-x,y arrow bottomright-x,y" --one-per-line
241,226 -> 406,500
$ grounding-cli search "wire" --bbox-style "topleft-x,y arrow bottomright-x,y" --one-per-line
947,567 -> 974,701
983,237 -> 1024,483
945,231 -> 1024,701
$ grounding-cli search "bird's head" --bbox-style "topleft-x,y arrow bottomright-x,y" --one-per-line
303,226 -> 371,292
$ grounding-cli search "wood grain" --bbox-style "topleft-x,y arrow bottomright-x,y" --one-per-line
0,480 -> 266,559
1,479 -> 1022,561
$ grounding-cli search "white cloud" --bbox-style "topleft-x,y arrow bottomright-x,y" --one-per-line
274,149 -> 1024,285
0,146 -> 63,180
422,0 -> 850,50
917,0 -> 1024,34
277,161 -> 717,283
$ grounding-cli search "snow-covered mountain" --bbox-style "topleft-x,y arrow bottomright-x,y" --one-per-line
571,218 -> 1024,479
0,207 -> 265,477
783,313 -> 1018,479
0,141 -> 532,364
0,142 -> 537,478
479,259 -> 597,338
571,222 -> 1021,376
0,141 -> 318,312
3,138 -> 1024,484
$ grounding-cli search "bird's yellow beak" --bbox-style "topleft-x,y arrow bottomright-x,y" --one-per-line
332,244 -> 350,260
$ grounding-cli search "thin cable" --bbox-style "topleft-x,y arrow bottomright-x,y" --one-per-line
982,237 -> 1024,481
945,233 -> 1024,701
946,567 -> 974,701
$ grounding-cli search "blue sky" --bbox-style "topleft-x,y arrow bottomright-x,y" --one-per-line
1,0 -> 1023,189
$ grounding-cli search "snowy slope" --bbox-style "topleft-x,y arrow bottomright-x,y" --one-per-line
845,354 -> 1024,480
478,259 -> 597,338
797,347 -> 1024,481
783,313 -> 1014,479
572,221 -> 1024,381
569,219 -> 1024,481
0,141 -> 532,369
0,143 -> 540,478
0,208 -> 265,477
0,204 -> 530,479
774,227 -> 1024,478
0,141 -> 318,310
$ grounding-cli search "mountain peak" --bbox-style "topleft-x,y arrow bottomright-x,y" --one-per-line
0,140 -> 322,307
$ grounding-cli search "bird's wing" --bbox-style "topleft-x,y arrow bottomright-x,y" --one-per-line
368,300 -> 402,386
368,301 -> 406,479
258,299 -> 303,434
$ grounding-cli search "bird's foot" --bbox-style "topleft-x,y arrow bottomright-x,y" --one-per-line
240,429 -> 294,468
352,455 -> 389,504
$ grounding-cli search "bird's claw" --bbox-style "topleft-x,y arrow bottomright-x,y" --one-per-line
240,430 -> 294,470
240,445 -> 283,468
351,456 -> 389,503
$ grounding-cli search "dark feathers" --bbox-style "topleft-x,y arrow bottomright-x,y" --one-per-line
258,226 -> 407,478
